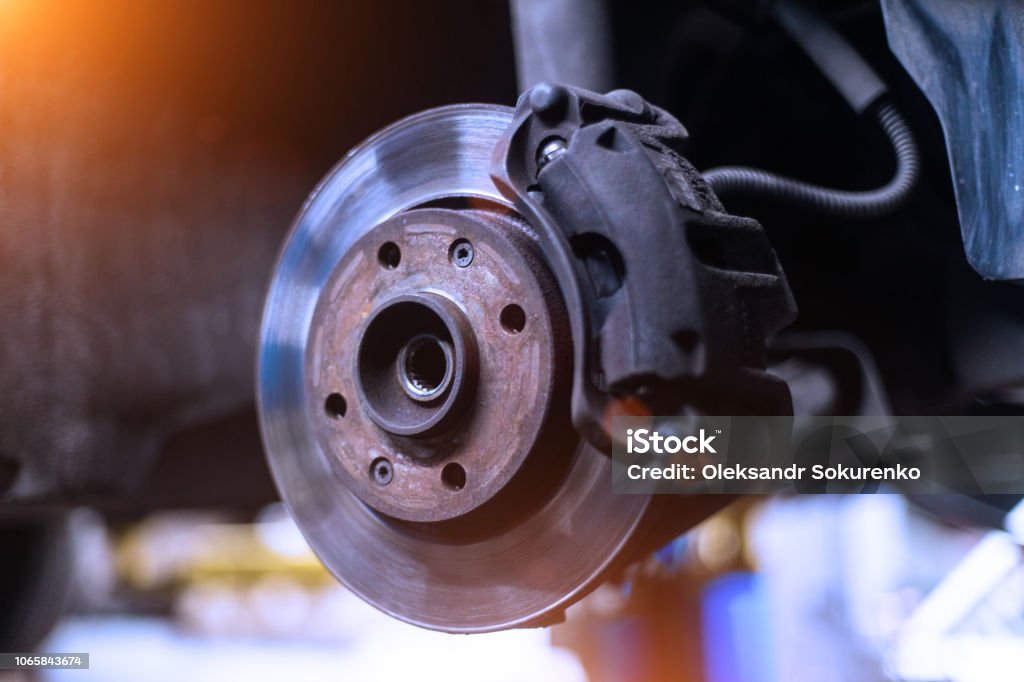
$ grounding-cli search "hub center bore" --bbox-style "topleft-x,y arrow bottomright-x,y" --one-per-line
398,334 -> 454,402
356,293 -> 476,438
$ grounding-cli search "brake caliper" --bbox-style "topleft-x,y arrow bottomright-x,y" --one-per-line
493,83 -> 797,451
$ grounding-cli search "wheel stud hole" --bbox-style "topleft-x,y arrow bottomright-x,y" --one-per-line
441,462 -> 466,491
324,393 -> 347,419
500,304 -> 526,334
378,242 -> 401,269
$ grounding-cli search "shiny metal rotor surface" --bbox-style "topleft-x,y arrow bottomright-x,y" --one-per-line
257,105 -> 651,632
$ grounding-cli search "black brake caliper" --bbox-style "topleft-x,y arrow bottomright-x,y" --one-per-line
492,83 -> 797,451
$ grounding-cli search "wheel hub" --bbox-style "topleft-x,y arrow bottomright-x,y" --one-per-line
307,206 -> 570,523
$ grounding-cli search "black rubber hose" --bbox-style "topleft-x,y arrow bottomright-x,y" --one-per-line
703,101 -> 920,219
702,0 -> 921,219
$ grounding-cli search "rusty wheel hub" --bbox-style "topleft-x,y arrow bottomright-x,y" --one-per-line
308,206 -> 569,523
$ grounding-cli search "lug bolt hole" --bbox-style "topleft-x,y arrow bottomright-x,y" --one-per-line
324,393 -> 347,419
500,304 -> 526,334
441,462 -> 466,491
370,457 -> 393,486
378,242 -> 401,269
449,239 -> 474,268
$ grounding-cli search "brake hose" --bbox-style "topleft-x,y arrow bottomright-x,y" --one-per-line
702,0 -> 920,219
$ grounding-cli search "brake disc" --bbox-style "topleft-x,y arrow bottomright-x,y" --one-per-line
260,105 -> 645,632
258,87 -> 792,632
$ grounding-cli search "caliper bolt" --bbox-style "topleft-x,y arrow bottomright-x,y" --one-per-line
537,137 -> 567,170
